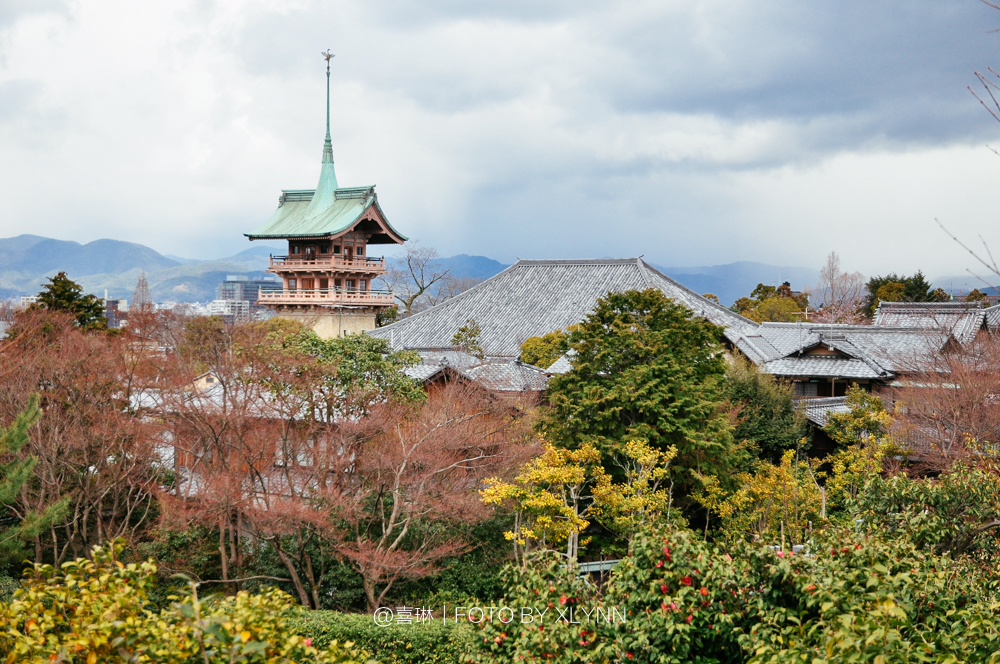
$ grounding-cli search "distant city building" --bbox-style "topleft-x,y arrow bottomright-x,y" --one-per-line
208,299 -> 250,320
216,275 -> 280,305
244,56 -> 406,338
18,296 -> 38,308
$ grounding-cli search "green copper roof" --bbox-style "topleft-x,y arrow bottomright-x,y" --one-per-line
246,186 -> 406,243
245,56 -> 406,244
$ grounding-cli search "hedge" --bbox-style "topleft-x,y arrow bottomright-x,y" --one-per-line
290,611 -> 477,664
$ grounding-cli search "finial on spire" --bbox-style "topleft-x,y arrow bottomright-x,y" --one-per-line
321,50 -> 335,164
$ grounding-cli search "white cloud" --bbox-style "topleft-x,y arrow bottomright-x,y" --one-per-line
0,0 -> 998,283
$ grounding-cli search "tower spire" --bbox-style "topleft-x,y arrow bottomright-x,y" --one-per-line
322,50 -> 335,164
306,49 -> 339,209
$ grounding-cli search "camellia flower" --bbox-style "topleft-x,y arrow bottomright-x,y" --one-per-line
776,551 -> 785,558
806,585 -> 816,592
681,576 -> 692,586
685,615 -> 693,624
661,601 -> 668,611
699,587 -> 709,596
304,638 -> 312,647
661,584 -> 669,594
655,560 -> 663,568
560,595 -> 568,605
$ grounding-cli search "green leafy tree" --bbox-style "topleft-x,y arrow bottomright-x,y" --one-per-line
541,289 -> 735,495
0,396 -> 69,565
32,272 -> 107,330
823,385 -> 892,447
732,282 -> 807,323
451,318 -> 484,359
519,328 -> 571,369
967,288 -> 987,302
864,270 -> 949,315
724,357 -> 808,463
374,305 -> 400,327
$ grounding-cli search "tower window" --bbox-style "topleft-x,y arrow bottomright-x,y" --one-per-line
333,245 -> 341,254
288,278 -> 297,290
320,243 -> 330,254
357,246 -> 364,256
360,280 -> 367,291
291,245 -> 300,255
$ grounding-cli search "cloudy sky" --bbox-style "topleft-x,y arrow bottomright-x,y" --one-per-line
2,0 -> 1000,281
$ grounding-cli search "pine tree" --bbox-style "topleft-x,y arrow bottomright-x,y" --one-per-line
33,272 -> 107,330
0,395 -> 70,563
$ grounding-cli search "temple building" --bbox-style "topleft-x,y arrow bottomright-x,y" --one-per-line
245,54 -> 406,337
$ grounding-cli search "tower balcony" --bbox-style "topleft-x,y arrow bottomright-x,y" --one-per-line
268,255 -> 386,273
257,287 -> 395,308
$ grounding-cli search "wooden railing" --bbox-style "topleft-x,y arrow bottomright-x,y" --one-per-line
269,255 -> 385,271
257,288 -> 395,306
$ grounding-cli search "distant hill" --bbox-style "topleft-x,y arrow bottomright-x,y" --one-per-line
0,235 -> 818,307
933,275 -> 1000,297
429,254 -> 509,280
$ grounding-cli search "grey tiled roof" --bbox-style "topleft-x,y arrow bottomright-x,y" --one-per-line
767,357 -> 884,379
405,349 -> 550,392
987,304 -> 1000,330
795,397 -> 850,426
370,258 -> 757,358
464,361 -> 550,392
873,302 -> 986,344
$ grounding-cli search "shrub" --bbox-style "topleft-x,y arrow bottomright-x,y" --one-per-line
0,540 -> 372,664
290,611 -> 477,664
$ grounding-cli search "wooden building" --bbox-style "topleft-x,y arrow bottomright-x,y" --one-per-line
245,56 -> 406,337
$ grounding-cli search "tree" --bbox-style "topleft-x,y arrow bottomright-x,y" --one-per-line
0,396 -> 69,565
732,282 -> 807,323
450,318 -> 484,359
31,271 -> 106,330
131,270 -> 153,313
724,356 -> 807,464
890,331 -> 1000,467
379,241 -> 451,315
967,288 -> 987,302
811,251 -> 867,324
541,289 -> 736,496
0,309 -> 158,565
863,270 -> 948,316
519,329 -> 571,369
481,443 -> 603,564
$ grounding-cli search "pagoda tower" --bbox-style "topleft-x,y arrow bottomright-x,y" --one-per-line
245,53 -> 406,338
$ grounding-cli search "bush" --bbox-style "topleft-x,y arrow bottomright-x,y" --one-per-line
0,541 -> 372,664
290,611 -> 477,664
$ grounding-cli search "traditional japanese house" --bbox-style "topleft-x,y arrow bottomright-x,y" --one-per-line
245,55 -> 406,337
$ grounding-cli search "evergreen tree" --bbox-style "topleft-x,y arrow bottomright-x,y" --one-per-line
33,272 -> 107,330
864,271 -> 949,316
451,318 -> 484,359
541,289 -> 735,494
0,395 -> 69,565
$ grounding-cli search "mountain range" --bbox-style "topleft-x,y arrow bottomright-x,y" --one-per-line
0,234 -> 825,306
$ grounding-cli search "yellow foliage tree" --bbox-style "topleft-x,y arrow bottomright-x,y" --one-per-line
481,443 -> 602,563
591,439 -> 678,550
694,447 -> 825,549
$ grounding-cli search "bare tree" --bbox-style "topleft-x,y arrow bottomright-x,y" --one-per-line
0,310 -> 159,565
810,251 -> 869,324
379,242 -> 451,316
890,331 -> 1000,469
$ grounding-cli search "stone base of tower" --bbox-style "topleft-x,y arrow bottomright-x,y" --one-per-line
272,308 -> 378,339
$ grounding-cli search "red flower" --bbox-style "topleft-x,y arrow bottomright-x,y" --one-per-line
685,615 -> 693,624
560,595 -> 568,605
776,551 -> 785,558
681,576 -> 692,586
627,653 -> 633,659
663,546 -> 671,556
806,585 -> 816,592
655,560 -> 663,568
660,584 -> 669,594
699,587 -> 709,596
661,601 -> 668,611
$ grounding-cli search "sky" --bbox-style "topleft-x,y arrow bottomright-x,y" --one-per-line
2,0 -> 1000,282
